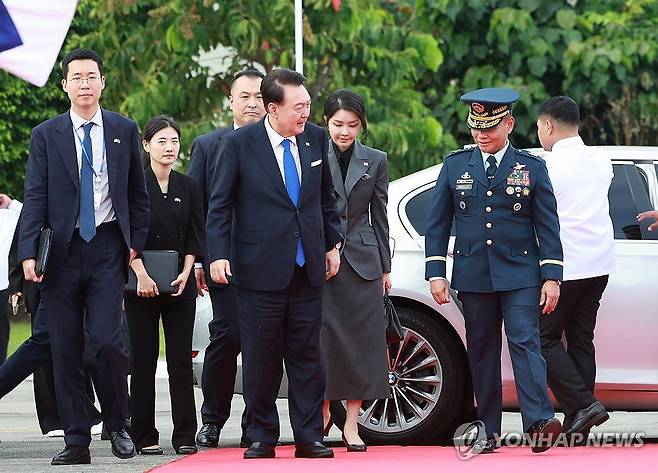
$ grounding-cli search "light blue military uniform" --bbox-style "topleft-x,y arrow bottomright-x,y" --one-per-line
425,88 -> 563,439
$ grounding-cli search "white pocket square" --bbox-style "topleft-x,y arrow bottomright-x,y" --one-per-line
310,159 -> 322,167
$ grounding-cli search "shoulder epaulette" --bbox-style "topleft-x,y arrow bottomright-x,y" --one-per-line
444,147 -> 472,160
516,148 -> 542,161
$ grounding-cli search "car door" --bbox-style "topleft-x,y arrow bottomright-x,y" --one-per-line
593,160 -> 658,391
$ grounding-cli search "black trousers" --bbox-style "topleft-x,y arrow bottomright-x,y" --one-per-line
41,222 -> 129,448
0,288 -> 8,365
540,275 -> 609,417
199,284 -> 248,436
124,294 -> 197,449
239,266 -> 324,445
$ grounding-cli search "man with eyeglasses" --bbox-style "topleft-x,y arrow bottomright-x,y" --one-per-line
18,48 -> 149,465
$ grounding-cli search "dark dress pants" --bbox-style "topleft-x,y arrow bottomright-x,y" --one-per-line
540,275 -> 609,417
40,222 -> 129,448
459,287 -> 554,437
238,266 -> 325,445
124,293 -> 197,449
0,288 -> 8,365
200,284 -> 248,436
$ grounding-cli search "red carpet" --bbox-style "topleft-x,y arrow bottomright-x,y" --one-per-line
149,444 -> 658,473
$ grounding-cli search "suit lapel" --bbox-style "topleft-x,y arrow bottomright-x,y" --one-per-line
466,147 -> 488,187
490,144 -> 516,189
53,113 -> 79,191
296,132 -> 314,205
345,141 -> 368,197
102,109 -> 120,194
327,143 -> 346,200
146,167 -> 180,244
249,120 -> 295,207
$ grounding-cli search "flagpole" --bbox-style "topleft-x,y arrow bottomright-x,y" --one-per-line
294,0 -> 303,74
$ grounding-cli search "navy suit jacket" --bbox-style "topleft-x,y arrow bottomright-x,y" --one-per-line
206,118 -> 342,291
18,109 -> 149,282
425,144 -> 563,292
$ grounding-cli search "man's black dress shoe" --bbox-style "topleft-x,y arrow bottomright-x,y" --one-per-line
196,423 -> 220,447
175,445 -> 198,455
342,433 -> 367,452
566,401 -> 609,436
295,441 -> 334,458
473,438 -> 498,454
239,436 -> 252,449
527,417 -> 562,453
51,446 -> 91,465
109,429 -> 137,459
101,418 -> 132,441
244,442 -> 275,459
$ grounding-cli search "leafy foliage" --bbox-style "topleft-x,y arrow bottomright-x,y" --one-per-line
2,0 -> 658,199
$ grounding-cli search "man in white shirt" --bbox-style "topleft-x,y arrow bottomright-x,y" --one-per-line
0,193 -> 22,364
536,96 -> 614,442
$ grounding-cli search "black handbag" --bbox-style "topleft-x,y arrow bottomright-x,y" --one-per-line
384,294 -> 404,344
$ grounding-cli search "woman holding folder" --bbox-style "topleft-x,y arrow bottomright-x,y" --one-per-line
124,115 -> 205,455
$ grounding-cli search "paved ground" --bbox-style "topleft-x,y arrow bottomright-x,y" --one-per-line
2,378 -> 658,472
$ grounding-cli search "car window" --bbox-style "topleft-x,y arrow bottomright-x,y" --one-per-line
609,164 -> 658,240
405,186 -> 455,237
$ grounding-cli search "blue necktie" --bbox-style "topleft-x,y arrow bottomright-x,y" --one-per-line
79,122 -> 96,242
282,139 -> 305,267
486,155 -> 497,180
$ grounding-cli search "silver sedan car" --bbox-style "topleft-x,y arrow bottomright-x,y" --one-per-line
192,146 -> 658,444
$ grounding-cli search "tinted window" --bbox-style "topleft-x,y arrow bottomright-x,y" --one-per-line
405,186 -> 455,237
609,164 -> 648,240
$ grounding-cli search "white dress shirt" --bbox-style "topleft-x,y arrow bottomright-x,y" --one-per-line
264,115 -> 302,186
70,107 -> 115,227
543,135 -> 615,281
481,141 -> 510,171
1,199 -> 22,290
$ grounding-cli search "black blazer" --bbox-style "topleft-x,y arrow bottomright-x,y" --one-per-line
206,119 -> 342,291
135,168 -> 205,299
18,109 -> 149,283
186,125 -> 233,288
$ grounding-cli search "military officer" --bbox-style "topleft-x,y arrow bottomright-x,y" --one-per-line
425,88 -> 563,453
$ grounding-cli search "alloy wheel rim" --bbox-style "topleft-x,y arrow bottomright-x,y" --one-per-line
348,327 -> 443,434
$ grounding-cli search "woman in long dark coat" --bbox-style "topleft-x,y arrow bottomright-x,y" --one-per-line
321,89 -> 392,452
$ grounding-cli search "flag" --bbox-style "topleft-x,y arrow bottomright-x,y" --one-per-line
0,1 -> 78,87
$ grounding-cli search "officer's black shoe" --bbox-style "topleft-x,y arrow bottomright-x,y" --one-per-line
51,446 -> 91,465
109,429 -> 137,459
101,418 -> 131,441
294,441 -> 334,458
528,417 -> 562,453
565,401 -> 609,436
473,438 -> 498,454
196,423 -> 220,447
243,442 -> 275,459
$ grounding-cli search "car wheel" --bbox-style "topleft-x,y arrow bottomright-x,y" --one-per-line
329,305 -> 468,444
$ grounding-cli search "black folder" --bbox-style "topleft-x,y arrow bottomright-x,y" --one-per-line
125,250 -> 179,295
36,227 -> 53,277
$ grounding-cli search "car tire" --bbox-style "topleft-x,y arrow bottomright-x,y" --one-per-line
329,305 -> 468,445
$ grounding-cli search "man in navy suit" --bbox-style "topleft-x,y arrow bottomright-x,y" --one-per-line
425,88 -> 563,454
187,69 -> 265,449
206,68 -> 342,459
18,48 -> 149,465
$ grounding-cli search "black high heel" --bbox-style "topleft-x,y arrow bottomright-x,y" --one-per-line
342,433 -> 367,452
323,418 -> 334,436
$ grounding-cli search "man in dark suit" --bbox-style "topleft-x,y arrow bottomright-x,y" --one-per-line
187,69 -> 265,449
18,48 -> 149,465
425,88 -> 563,454
206,68 -> 342,459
